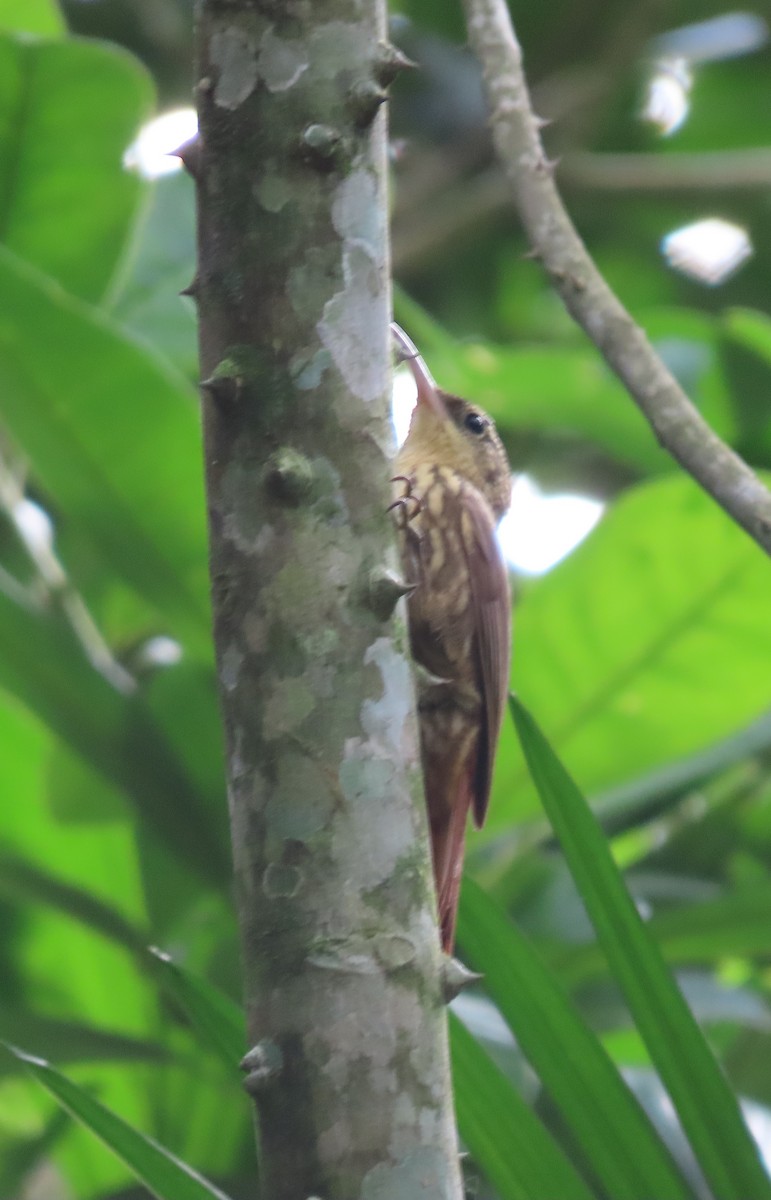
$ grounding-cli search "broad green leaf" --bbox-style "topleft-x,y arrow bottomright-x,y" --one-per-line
0,590 -> 229,886
511,695 -> 771,1200
457,879 -> 695,1200
0,36 -> 151,300
0,246 -> 210,651
149,950 -> 244,1071
0,0 -> 64,35
491,474 -> 771,831
450,1013 -> 596,1200
9,1047 -> 234,1200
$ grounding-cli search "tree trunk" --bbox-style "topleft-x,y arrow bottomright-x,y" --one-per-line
192,3 -> 463,1197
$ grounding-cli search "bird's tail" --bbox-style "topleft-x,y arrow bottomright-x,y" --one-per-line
424,738 -> 476,952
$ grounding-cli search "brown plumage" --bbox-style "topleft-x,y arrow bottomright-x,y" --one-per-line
391,325 -> 512,951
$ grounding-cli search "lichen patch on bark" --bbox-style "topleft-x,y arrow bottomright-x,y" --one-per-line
258,27 -> 308,92
210,25 -> 259,109
360,636 -> 415,760
265,752 -> 334,842
318,244 -> 389,403
332,167 -> 383,251
254,169 -> 294,213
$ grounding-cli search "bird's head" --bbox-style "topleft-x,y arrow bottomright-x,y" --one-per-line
392,324 -> 512,521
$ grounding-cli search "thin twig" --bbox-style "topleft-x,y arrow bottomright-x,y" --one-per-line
461,0 -> 771,557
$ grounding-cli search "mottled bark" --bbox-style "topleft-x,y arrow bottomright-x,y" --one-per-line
192,3 -> 463,1198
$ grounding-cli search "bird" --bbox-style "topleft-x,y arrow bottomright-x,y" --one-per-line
390,323 -> 512,951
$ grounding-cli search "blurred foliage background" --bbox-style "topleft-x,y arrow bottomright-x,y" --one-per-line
2,0 -> 771,1198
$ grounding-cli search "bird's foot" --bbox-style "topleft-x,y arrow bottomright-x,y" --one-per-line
388,474 -> 422,529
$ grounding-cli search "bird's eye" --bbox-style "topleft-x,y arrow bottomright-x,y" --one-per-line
464,412 -> 487,435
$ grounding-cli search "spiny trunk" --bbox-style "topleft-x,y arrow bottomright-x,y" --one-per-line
192,2 -> 463,1197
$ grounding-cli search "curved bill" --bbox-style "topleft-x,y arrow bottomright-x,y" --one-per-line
390,322 -> 446,417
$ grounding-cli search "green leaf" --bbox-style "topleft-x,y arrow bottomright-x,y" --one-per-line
149,950 -> 244,1072
144,661 -> 227,826
0,0 -> 64,37
111,171 -> 198,380
592,709 -> 771,836
0,1107 -> 69,1198
556,880 -> 771,988
0,851 -> 149,957
0,590 -> 229,887
720,308 -> 771,455
457,879 -> 695,1200
510,694 -> 771,1200
141,956 -> 257,1189
724,307 -> 771,367
9,1046 -> 234,1200
0,35 -> 152,300
642,307 -> 735,446
492,474 -> 771,831
450,1013 -> 596,1200
0,245 -> 210,651
0,1017 -> 167,1074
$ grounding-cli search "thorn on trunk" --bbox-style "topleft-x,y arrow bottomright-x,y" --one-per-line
441,955 -> 483,1003
265,448 -> 314,505
300,123 -> 345,172
180,276 -> 199,299
170,134 -> 202,179
200,369 -> 242,406
349,80 -> 388,128
373,41 -> 418,87
365,566 -> 415,621
240,1039 -> 283,1096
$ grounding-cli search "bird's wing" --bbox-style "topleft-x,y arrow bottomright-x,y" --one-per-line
459,483 -> 512,827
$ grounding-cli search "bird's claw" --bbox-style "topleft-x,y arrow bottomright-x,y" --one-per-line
388,475 -> 422,528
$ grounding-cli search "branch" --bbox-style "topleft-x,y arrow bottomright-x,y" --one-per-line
461,0 -> 771,557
